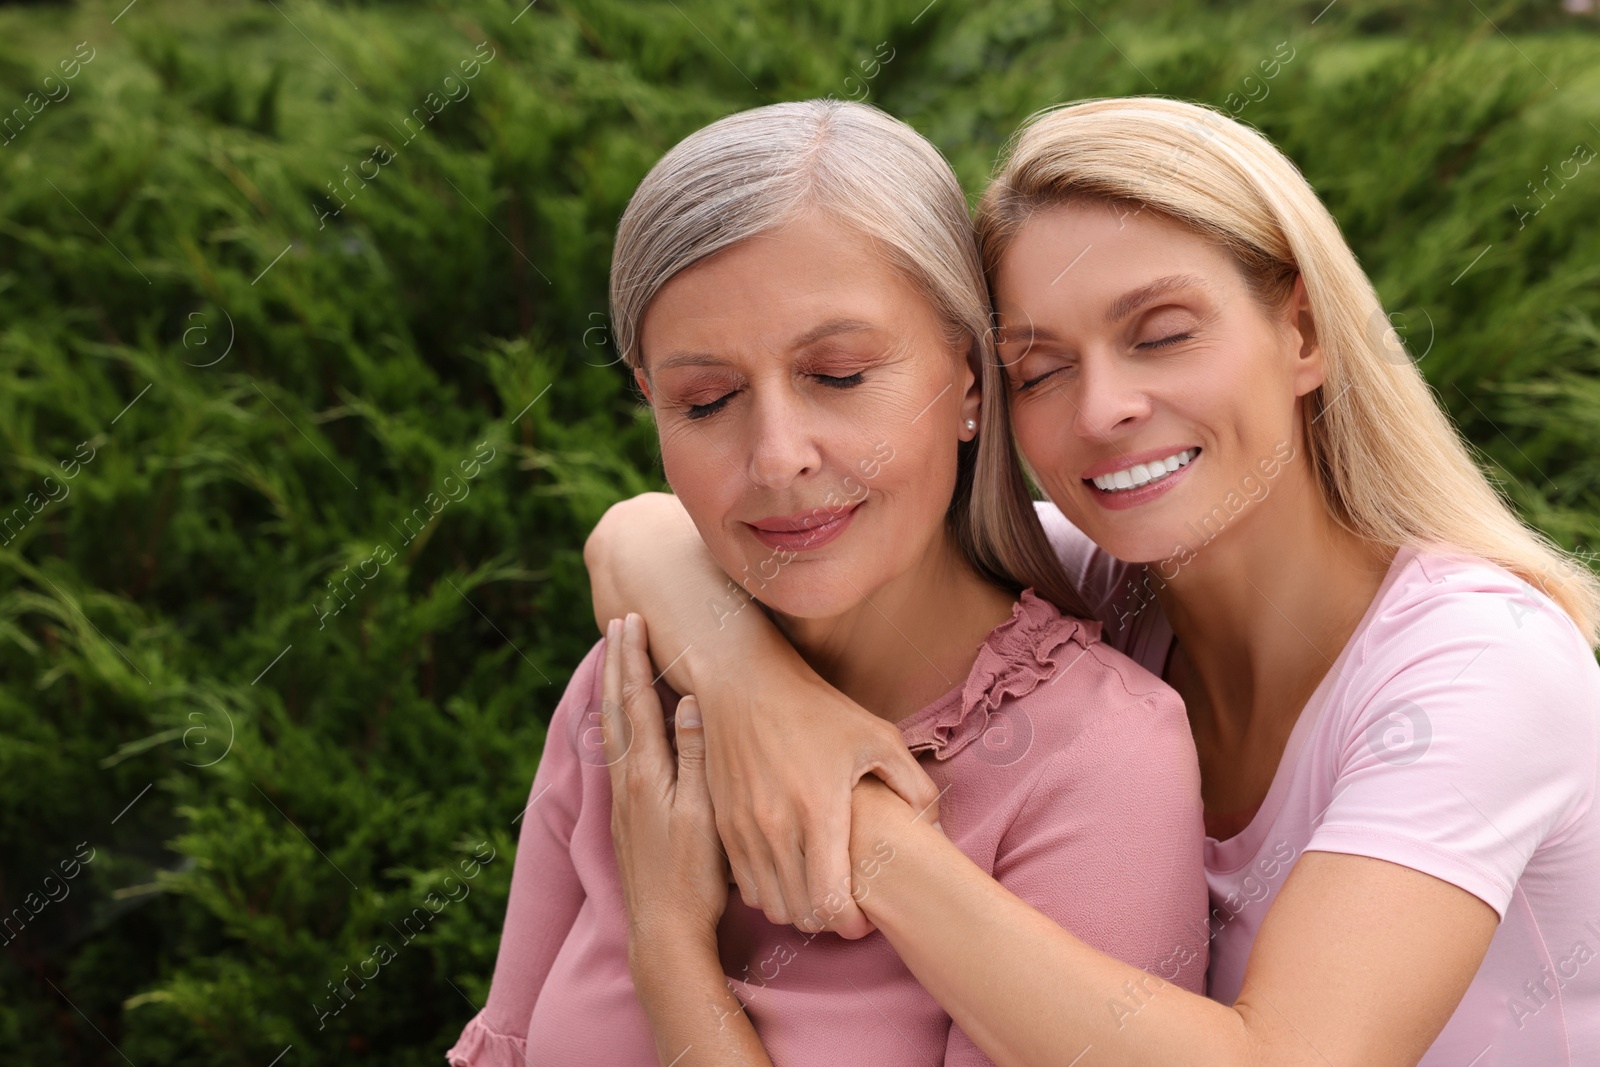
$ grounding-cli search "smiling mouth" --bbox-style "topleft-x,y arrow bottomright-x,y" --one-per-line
1089,448 -> 1200,492
745,501 -> 863,550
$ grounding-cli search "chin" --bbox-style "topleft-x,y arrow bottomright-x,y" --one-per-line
751,569 -> 867,620
1098,534 -> 1182,566
1055,502 -> 1178,566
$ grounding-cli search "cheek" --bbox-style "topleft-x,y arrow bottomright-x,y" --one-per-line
1011,402 -> 1078,491
658,427 -> 731,517
660,439 -> 753,574
1212,327 -> 1299,429
883,444 -> 966,544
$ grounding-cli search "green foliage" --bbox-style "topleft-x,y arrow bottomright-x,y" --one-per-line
0,0 -> 1595,1063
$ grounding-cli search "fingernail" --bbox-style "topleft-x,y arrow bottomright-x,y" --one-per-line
678,696 -> 701,728
931,820 -> 945,836
606,617 -> 620,642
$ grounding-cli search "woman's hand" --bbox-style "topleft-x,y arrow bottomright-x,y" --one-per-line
601,613 -> 779,1067
586,492 -> 942,939
601,613 -> 730,949
706,670 -> 928,939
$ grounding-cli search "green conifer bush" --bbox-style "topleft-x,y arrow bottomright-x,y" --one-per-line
0,1 -> 1594,1063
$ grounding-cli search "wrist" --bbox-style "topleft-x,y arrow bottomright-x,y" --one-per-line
847,781 -> 940,927
680,609 -> 819,709
628,915 -> 720,974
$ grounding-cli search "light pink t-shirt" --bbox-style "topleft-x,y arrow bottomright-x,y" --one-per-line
1038,501 -> 1600,1066
448,589 -> 1209,1066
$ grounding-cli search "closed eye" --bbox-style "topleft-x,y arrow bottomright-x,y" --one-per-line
1138,332 -> 1192,350
685,392 -> 735,420
1014,366 -> 1066,393
684,372 -> 864,419
815,372 -> 865,388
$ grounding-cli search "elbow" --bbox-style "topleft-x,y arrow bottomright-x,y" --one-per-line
581,503 -> 617,579
584,492 -> 681,630
584,491 -> 669,574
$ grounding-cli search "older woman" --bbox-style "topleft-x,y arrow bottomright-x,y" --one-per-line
446,100 -> 1207,1067
589,97 -> 1600,1065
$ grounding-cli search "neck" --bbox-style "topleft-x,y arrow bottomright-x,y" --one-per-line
771,527 -> 1019,723
1154,462 -> 1395,743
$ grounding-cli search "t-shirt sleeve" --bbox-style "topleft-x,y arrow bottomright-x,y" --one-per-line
941,674 -> 1210,1063
447,640 -> 605,1066
1304,576 -> 1600,920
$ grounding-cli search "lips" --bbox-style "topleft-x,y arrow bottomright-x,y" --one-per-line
1082,447 -> 1201,511
745,501 -> 862,552
1081,444 -> 1201,482
1089,448 -> 1198,492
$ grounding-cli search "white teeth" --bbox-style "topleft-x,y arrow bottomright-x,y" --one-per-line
1091,449 -> 1197,492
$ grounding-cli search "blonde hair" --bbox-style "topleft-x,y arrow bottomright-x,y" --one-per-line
610,99 -> 1091,618
976,96 -> 1600,645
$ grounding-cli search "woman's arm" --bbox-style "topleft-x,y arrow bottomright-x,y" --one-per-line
937,683 -> 1209,1065
585,492 -> 942,936
847,779 -> 1497,1067
602,615 -> 774,1067
446,647 -> 601,1065
627,928 -> 774,1067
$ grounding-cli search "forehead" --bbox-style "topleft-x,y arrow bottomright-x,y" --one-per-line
638,213 -> 938,367
994,202 -> 1236,318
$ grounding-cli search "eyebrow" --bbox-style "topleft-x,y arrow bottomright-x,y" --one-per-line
791,317 -> 877,349
652,318 -> 879,372
1103,273 -> 1210,325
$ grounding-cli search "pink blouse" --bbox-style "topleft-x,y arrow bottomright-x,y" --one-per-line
447,589 -> 1208,1066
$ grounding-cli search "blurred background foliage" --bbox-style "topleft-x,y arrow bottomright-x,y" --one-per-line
0,0 -> 1596,1063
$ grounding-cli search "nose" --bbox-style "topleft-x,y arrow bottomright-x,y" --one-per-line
745,387 -> 822,489
1071,353 -> 1151,442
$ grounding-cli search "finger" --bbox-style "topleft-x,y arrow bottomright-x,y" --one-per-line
725,806 -> 791,923
616,613 -> 673,771
776,818 -> 819,934
704,754 -> 767,912
803,792 -> 876,940
866,743 -> 943,829
750,836 -> 795,927
671,695 -> 712,819
712,800 -> 762,909
599,619 -> 640,783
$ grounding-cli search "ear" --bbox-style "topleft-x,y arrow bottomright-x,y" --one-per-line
958,339 -> 982,441
633,366 -> 654,405
1285,274 -> 1325,399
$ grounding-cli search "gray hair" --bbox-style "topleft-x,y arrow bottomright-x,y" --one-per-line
609,99 -> 1091,619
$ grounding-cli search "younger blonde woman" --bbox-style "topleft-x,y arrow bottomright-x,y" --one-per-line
590,97 -> 1600,1066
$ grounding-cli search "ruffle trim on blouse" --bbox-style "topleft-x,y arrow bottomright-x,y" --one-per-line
444,1014 -> 527,1067
897,588 -> 1099,761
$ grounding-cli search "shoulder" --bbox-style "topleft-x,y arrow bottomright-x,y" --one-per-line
1346,546 -> 1600,708
981,596 -> 1203,891
981,589 -> 1191,758
1320,546 -> 1599,829
544,638 -> 609,757
1296,550 -> 1600,916
563,638 -> 610,709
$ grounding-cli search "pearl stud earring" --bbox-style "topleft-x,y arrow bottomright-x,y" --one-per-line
964,418 -> 977,432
